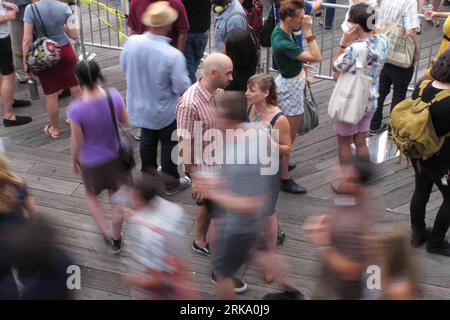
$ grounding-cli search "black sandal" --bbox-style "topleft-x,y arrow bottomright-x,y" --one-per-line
277,230 -> 286,245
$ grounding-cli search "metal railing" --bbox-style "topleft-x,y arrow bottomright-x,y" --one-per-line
76,0 -> 129,53
75,1 -> 442,88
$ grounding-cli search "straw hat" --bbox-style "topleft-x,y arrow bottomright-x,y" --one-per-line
141,1 -> 179,28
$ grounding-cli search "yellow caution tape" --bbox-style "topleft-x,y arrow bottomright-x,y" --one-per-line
79,0 -> 128,42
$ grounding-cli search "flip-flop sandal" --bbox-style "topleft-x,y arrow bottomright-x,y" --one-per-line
43,124 -> 61,139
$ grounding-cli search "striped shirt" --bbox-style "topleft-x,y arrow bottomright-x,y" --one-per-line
176,80 -> 222,166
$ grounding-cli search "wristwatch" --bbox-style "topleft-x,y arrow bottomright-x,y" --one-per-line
305,35 -> 317,43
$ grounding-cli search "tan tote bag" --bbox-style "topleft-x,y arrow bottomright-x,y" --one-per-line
328,42 -> 372,125
382,0 -> 416,68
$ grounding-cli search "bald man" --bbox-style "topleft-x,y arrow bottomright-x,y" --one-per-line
176,53 -> 233,257
176,53 -> 246,293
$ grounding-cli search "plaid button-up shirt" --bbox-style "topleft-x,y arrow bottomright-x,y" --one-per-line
176,81 -> 222,167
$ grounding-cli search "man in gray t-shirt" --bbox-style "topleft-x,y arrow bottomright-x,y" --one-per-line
194,92 -> 267,298
0,1 -> 32,127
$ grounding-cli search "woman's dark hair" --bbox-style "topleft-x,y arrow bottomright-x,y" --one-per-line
225,28 -> 258,72
75,60 -> 104,90
431,49 -> 450,83
348,3 -> 376,33
133,178 -> 158,203
218,91 -> 249,123
279,0 -> 305,21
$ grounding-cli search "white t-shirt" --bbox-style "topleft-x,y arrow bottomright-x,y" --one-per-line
128,197 -> 187,274
0,0 -> 10,39
377,0 -> 420,30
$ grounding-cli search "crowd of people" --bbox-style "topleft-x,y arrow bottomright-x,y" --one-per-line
1,0 -> 450,300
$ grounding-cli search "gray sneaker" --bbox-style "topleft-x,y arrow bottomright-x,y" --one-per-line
165,176 -> 191,195
16,71 -> 28,84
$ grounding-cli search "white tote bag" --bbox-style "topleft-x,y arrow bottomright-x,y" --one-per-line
328,42 -> 372,125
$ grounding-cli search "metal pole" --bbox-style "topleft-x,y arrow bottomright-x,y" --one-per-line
114,1 -> 121,46
76,0 -> 87,60
97,4 -> 103,45
87,3 -> 94,43
106,1 -> 112,46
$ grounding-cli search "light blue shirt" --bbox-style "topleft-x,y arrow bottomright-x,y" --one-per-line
120,33 -> 190,130
214,0 -> 247,52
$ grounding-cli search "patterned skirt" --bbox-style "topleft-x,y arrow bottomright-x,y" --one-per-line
275,73 -> 306,116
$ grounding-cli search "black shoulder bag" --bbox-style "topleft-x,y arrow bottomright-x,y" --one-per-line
106,90 -> 136,171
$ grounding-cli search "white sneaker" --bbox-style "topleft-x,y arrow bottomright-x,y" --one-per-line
16,72 -> 28,84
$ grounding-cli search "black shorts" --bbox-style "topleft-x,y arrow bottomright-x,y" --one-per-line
0,36 -> 14,76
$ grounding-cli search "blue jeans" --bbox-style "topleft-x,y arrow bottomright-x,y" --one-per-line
324,0 -> 336,29
184,33 -> 209,84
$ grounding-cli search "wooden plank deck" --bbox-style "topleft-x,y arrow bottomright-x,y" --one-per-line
1,1 -> 450,300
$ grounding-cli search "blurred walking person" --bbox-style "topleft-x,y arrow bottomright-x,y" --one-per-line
124,178 -> 197,300
304,156 -> 375,299
68,60 -> 129,254
0,154 -> 37,299
0,217 -> 75,300
195,92 -> 304,299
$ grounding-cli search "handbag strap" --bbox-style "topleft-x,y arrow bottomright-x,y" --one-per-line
31,4 -> 49,38
353,42 -> 369,74
106,89 -> 123,150
393,0 -> 413,29
304,80 -> 317,104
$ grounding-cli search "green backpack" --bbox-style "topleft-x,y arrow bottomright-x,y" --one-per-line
390,80 -> 450,161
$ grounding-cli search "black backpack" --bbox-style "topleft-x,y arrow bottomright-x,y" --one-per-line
260,2 -> 276,47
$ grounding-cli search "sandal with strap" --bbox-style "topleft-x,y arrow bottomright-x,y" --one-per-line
43,124 -> 61,139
